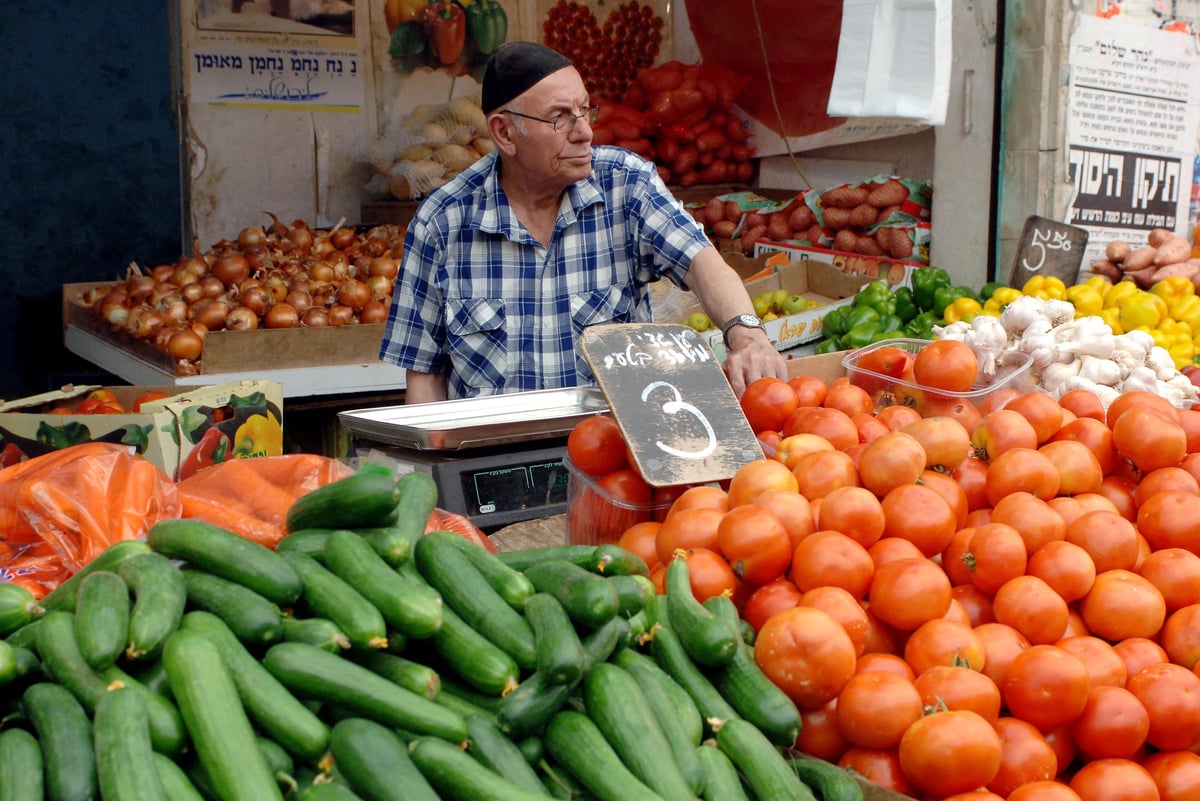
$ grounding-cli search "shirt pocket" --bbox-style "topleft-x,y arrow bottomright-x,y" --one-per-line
569,285 -> 636,383
446,297 -> 508,390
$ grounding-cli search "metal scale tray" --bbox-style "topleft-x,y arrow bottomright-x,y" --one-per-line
338,387 -> 609,451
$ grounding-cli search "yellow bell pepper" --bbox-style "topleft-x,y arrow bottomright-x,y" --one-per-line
1152,275 -> 1195,302
1170,341 -> 1196,370
991,287 -> 1022,307
1169,295 -> 1200,331
1084,274 -> 1113,294
944,297 -> 983,324
233,411 -> 283,458
1104,280 -> 1140,309
1100,307 -> 1123,334
1120,291 -> 1163,331
1064,284 -> 1103,318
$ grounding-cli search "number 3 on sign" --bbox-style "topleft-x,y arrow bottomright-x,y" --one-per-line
640,381 -> 716,459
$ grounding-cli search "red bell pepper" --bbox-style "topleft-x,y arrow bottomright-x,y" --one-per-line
178,426 -> 231,480
427,1 -> 466,66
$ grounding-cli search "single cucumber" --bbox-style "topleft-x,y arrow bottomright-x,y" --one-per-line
349,650 -> 440,699
697,744 -> 751,801
99,665 -> 188,758
148,519 -> 301,606
611,647 -> 704,746
439,532 -> 534,610
0,641 -> 40,688
153,753 -> 206,801
542,711 -> 665,801
180,610 -> 331,762
783,758 -> 865,801
495,545 -> 597,573
285,469 -> 401,533
262,642 -> 468,743
182,569 -> 283,646
0,727 -> 44,801
281,551 -> 389,650
39,540 -> 151,613
523,560 -> 620,630
22,682 -> 95,801
435,675 -> 502,723
164,629 -> 284,801
704,595 -> 801,746
0,581 -> 45,637
664,554 -> 737,667
465,714 -> 545,794
275,529 -> 334,560
299,784 -> 366,801
608,574 -> 655,618
184,736 -> 297,800
523,593 -> 585,686
581,662 -> 698,801
415,530 -> 537,668
323,529 -> 443,640
372,470 -> 440,563
647,617 -> 739,735
119,551 -> 187,662
424,605 -> 520,697
73,570 -> 130,671
713,718 -> 816,801
496,617 -> 627,741
589,544 -> 651,578
329,717 -> 440,801
282,615 -> 351,653
34,610 -> 111,711
617,658 -> 705,793
538,759 -> 589,801
93,687 -> 166,801
407,736 -> 557,801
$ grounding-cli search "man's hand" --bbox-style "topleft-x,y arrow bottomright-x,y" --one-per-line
722,326 -> 788,397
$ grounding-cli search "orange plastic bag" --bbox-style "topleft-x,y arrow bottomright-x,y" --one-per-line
177,454 -> 356,548
0,442 -> 181,575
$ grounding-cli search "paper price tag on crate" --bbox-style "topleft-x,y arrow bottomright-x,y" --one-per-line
580,323 -> 762,486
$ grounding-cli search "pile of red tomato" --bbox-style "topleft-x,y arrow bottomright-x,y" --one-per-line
576,338 -> 1200,801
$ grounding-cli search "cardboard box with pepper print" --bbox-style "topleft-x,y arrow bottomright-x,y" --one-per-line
0,380 -> 283,480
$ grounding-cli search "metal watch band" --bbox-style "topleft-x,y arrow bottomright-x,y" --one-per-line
721,314 -> 765,348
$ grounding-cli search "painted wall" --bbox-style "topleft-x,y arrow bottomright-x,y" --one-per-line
0,1 -> 182,398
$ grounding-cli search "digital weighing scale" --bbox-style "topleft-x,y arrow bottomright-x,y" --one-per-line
338,388 -> 609,532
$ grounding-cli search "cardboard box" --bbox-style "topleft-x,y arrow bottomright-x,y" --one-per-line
753,241 -> 926,289
681,252 -> 876,352
0,380 -> 284,481
62,283 -> 387,375
785,350 -> 848,384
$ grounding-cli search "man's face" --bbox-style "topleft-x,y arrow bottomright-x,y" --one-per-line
505,67 -> 594,189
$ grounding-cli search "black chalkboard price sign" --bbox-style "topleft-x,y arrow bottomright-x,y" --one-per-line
579,323 -> 764,487
1008,215 -> 1089,287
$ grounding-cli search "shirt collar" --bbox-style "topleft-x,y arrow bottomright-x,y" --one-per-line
472,152 -> 606,238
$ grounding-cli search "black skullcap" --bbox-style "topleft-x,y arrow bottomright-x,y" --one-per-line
481,41 -> 573,114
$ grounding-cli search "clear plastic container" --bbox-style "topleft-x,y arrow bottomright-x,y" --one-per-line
841,337 -> 1034,412
564,455 -> 673,546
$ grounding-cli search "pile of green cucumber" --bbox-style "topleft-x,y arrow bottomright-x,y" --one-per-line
0,466 -> 867,801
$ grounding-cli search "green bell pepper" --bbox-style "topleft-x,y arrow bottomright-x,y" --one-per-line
875,313 -> 903,336
933,285 -> 979,318
903,310 -> 939,340
813,336 -> 843,355
821,306 -> 852,338
854,280 -> 896,317
912,267 -> 951,312
891,286 -> 918,323
843,321 -> 881,350
873,328 -> 907,344
466,0 -> 507,55
843,305 -> 881,333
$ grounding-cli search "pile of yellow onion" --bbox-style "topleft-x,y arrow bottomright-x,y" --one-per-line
78,215 -> 405,375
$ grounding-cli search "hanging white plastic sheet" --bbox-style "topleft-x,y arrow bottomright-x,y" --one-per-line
826,0 -> 953,125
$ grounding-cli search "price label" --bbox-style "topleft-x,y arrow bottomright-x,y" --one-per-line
579,323 -> 763,487
1009,215 -> 1089,287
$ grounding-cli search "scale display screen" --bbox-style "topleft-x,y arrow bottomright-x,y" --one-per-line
461,458 -> 569,516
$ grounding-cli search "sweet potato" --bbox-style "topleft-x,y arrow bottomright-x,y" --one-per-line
822,207 -> 853,228
741,224 -> 767,254
788,204 -> 815,231
1147,228 -> 1174,248
1124,265 -> 1159,289
875,227 -> 895,255
849,203 -> 879,228
833,229 -> 859,252
1154,236 -> 1192,266
854,234 -> 886,257
724,200 -> 743,223
766,212 -> 791,241
703,197 -> 725,228
711,220 -> 737,238
1121,245 -> 1157,272
1150,260 -> 1200,283
1105,240 -> 1131,264
876,204 -> 902,224
885,229 -> 914,259
866,179 -> 908,207
803,225 -> 826,245
1089,259 -> 1122,281
821,185 -> 870,209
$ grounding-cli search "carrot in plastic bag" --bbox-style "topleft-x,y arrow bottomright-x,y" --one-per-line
425,507 -> 497,553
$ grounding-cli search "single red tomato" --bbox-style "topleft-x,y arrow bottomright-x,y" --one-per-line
566,415 -> 628,476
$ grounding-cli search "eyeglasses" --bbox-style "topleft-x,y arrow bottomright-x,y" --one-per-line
501,105 -> 600,133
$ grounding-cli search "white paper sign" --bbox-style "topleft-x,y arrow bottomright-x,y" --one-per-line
189,41 -> 365,111
1066,14 -> 1200,265
826,0 -> 952,125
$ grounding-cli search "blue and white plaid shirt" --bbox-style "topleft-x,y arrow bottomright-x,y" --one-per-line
378,145 -> 712,399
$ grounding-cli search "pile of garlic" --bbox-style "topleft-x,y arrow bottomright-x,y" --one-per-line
364,96 -> 495,201
934,295 -> 1200,409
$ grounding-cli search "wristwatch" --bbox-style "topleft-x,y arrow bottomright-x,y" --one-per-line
720,313 -> 766,348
